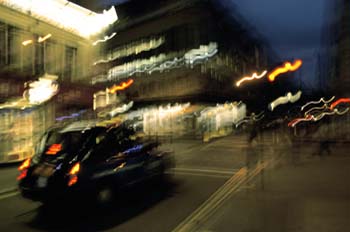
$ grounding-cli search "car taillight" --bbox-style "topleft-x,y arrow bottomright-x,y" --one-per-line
17,158 -> 31,181
18,158 -> 31,171
46,144 -> 62,155
68,163 -> 80,187
17,169 -> 28,181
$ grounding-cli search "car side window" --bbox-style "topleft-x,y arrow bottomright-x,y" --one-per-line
87,126 -> 136,163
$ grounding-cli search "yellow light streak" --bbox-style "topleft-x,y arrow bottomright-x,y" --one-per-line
268,59 -> 302,82
22,40 -> 33,46
38,33 -> 52,43
107,79 -> 134,94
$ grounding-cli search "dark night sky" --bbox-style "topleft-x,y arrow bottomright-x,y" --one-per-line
96,0 -> 329,91
229,0 -> 329,92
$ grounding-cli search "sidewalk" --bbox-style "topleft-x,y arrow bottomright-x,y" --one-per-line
0,164 -> 18,193
195,144 -> 350,232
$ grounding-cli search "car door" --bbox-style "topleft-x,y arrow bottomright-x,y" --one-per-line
85,131 -> 127,184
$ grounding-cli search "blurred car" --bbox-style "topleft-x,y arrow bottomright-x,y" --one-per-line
17,120 -> 174,203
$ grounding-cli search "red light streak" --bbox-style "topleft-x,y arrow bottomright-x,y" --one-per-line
288,115 -> 314,128
46,144 -> 62,155
330,98 -> 350,110
108,79 -> 134,94
68,163 -> 80,186
268,59 -> 302,82
68,175 -> 78,186
17,169 -> 28,181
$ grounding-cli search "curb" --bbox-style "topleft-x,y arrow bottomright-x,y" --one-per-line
0,187 -> 18,196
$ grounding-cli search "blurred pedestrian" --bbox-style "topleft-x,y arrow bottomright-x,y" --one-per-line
248,123 -> 258,144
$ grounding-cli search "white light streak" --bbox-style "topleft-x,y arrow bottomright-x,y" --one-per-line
92,32 -> 117,46
304,104 -> 328,117
198,102 -> 247,131
235,111 -> 264,128
301,96 -> 335,111
93,37 -> 165,65
269,91 -> 302,111
236,70 -> 268,87
27,74 -> 59,104
109,101 -> 134,117
313,108 -> 349,121
101,42 -> 218,83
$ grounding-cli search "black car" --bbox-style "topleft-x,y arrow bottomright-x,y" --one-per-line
17,120 -> 174,203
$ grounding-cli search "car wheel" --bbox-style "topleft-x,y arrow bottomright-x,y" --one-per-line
96,186 -> 113,206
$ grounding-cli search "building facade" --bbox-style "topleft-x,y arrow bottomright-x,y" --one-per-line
92,0 -> 278,104
0,0 -> 118,106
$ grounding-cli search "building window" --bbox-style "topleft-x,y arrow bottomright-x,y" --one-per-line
0,22 -> 7,67
8,26 -> 20,67
34,40 -> 44,75
63,46 -> 77,82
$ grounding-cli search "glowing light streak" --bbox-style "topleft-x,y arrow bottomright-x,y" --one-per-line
301,96 -> 335,111
92,32 -> 117,46
269,91 -> 302,111
56,110 -> 86,121
18,158 -> 31,171
1,1 -> 118,37
109,101 -> 134,117
143,103 -> 191,134
17,169 -> 28,180
45,143 -> 62,155
114,162 -> 126,171
288,115 -> 314,127
69,163 -> 80,175
235,111 -> 264,128
314,108 -> 349,121
304,104 -> 328,117
236,70 -> 267,87
330,98 -> 350,110
108,79 -> 134,94
103,42 -> 218,83
68,175 -> 78,186
27,74 -> 59,104
289,107 -> 349,127
38,33 -> 52,43
268,59 -> 303,82
22,40 -> 33,46
93,37 -> 165,65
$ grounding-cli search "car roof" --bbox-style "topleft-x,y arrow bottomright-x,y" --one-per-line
59,120 -> 104,133
55,117 -> 126,134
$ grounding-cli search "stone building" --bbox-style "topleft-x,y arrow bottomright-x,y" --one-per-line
0,0 -> 117,106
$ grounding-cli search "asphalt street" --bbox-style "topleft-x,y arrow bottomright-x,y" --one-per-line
0,130 -> 349,231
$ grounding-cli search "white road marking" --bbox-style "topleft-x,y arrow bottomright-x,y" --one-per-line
172,167 -> 239,175
0,191 -> 19,200
172,157 -> 278,232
